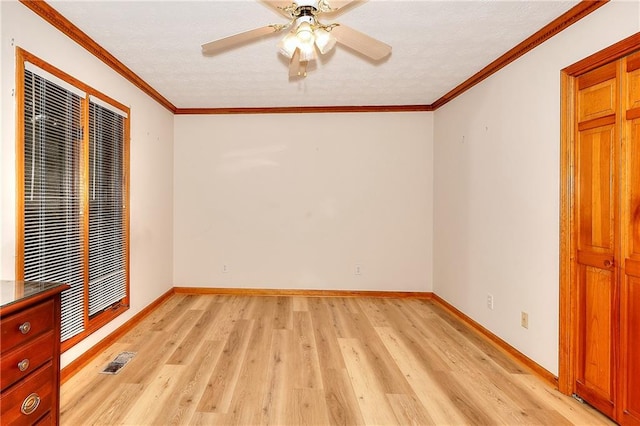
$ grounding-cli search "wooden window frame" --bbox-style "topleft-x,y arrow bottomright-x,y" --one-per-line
15,47 -> 130,352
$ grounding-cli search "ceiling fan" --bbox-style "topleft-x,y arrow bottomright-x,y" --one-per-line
201,0 -> 392,78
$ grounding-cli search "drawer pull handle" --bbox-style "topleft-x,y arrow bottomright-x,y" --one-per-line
21,393 -> 40,415
18,359 -> 30,372
18,321 -> 31,334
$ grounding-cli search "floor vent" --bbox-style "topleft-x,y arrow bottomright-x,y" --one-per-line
100,351 -> 136,375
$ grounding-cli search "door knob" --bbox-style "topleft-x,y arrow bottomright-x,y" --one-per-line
604,259 -> 614,268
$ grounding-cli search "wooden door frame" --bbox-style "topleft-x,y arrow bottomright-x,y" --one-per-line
559,32 -> 640,395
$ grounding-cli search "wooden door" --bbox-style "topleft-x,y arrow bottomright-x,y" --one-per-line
619,51 -> 640,426
560,35 -> 640,426
574,61 -> 619,418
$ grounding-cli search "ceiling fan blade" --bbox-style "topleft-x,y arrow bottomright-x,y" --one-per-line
260,0 -> 295,18
202,25 -> 283,55
321,0 -> 366,16
331,24 -> 391,61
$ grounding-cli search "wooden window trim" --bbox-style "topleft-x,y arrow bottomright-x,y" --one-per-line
15,47 -> 130,352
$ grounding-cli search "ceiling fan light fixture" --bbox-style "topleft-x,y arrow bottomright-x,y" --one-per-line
278,32 -> 299,58
296,21 -> 315,43
298,40 -> 317,61
202,0 -> 392,78
314,27 -> 336,54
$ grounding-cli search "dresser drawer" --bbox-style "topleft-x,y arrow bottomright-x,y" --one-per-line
34,411 -> 52,425
1,362 -> 53,425
1,331 -> 54,390
1,300 -> 54,353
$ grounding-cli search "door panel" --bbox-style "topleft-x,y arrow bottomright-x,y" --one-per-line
578,80 -> 617,122
574,69 -> 618,418
577,126 -> 615,251
620,272 -> 640,425
620,53 -> 640,425
581,266 -> 613,394
577,62 -> 617,122
627,54 -> 640,111
575,265 -> 614,415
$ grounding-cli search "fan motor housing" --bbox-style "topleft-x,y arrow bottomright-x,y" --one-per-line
296,5 -> 317,17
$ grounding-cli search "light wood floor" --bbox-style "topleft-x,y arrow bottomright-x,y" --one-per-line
60,294 -> 613,425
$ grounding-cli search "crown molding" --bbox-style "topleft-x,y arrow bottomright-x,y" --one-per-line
430,0 -> 609,110
175,104 -> 433,115
19,0 -> 177,113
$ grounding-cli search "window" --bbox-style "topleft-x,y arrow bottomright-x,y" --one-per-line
88,100 -> 127,316
17,48 -> 130,350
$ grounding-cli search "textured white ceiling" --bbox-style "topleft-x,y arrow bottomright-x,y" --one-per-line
48,0 -> 580,109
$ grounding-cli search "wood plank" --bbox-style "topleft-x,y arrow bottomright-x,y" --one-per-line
166,306 -> 221,365
329,302 -> 414,395
307,298 -> 348,370
150,294 -> 198,332
120,364 -> 182,424
207,295 -> 252,341
321,367 -> 366,426
152,339 -> 225,425
425,298 -> 546,378
124,312 -> 202,385
308,298 -> 365,425
260,329 -> 292,425
386,393 -> 435,426
373,326 -> 468,425
365,299 -> 452,373
338,338 -> 400,425
514,374 -> 614,425
196,319 -> 253,413
63,382 -> 143,425
292,296 -> 309,312
322,297 -> 359,338
60,342 -> 134,423
61,377 -> 127,425
291,388 -> 332,425
292,311 -> 323,389
188,411 -> 225,425
273,296 -> 293,330
223,298 -> 276,425
358,297 -> 393,327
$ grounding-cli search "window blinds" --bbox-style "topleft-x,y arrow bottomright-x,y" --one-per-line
23,69 -> 85,341
88,101 -> 126,316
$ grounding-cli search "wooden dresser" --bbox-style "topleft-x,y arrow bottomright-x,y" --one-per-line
1,281 -> 68,425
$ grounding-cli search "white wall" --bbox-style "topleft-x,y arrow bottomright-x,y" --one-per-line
0,1 -> 174,367
433,1 -> 640,375
174,113 -> 433,292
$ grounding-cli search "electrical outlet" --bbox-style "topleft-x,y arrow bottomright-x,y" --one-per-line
222,264 -> 229,273
355,265 -> 362,275
486,294 -> 494,310
521,311 -> 529,329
